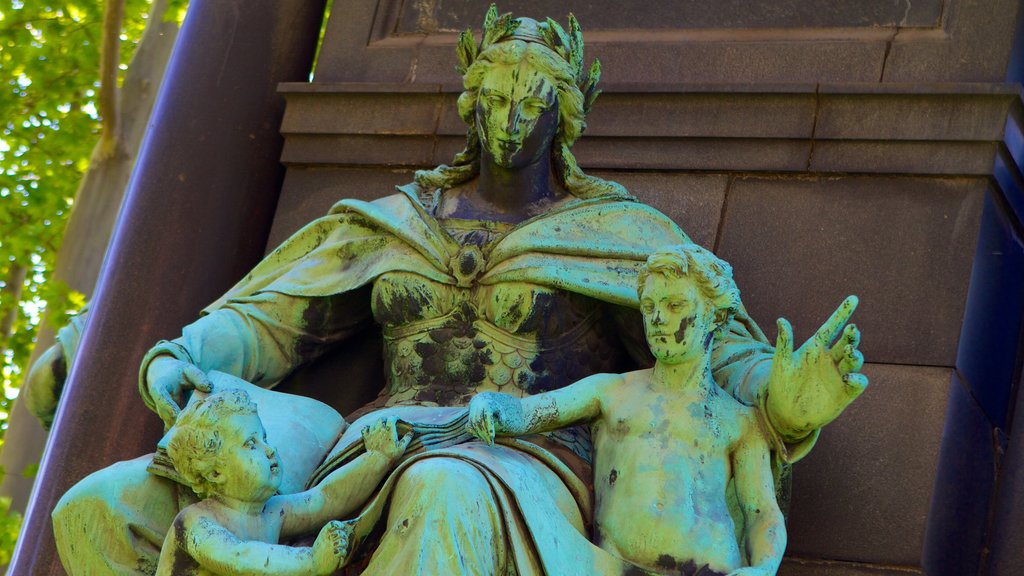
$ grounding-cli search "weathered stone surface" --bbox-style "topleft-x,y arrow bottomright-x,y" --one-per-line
779,557 -> 922,576
586,92 -> 816,139
396,0 -> 944,33
809,141 -> 997,175
815,93 -> 1015,141
715,176 -> 985,367
787,363 -> 950,565
315,0 -> 1016,84
281,134 -> 437,166
574,138 -> 811,172
281,92 -> 443,135
883,0 -> 1022,82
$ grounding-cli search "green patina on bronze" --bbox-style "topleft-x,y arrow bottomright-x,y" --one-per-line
154,384 -> 409,576
468,245 -> 786,575
52,6 -> 867,575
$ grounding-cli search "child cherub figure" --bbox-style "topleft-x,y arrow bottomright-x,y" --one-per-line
156,389 -> 412,576
467,244 -> 786,576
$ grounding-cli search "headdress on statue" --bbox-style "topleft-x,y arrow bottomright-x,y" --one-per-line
455,5 -> 603,115
413,4 -> 628,202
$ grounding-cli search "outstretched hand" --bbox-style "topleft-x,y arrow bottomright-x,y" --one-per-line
145,356 -> 213,430
766,296 -> 868,441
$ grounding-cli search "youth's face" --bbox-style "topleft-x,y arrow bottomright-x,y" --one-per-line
476,59 -> 559,169
212,413 -> 282,503
640,274 -> 716,365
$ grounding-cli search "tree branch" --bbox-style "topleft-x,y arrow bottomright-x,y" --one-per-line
1,265 -> 28,340
98,0 -> 125,159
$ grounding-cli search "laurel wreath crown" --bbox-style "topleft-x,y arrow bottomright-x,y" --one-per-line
455,4 -> 603,115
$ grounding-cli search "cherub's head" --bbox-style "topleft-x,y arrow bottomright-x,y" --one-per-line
166,389 -> 282,502
637,244 -> 741,364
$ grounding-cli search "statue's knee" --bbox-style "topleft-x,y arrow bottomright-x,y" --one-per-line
396,458 -> 491,497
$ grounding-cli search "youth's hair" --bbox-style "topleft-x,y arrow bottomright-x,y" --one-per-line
166,389 -> 258,499
414,38 -> 629,201
637,244 -> 741,329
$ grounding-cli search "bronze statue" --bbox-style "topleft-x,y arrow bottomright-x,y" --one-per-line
52,7 -> 866,575
468,244 -> 786,575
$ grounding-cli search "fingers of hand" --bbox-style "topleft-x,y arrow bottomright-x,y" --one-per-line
775,318 -> 794,360
843,372 -> 869,395
400,432 -> 413,451
816,295 -> 859,346
181,364 -> 213,392
839,347 -> 865,374
156,388 -> 181,427
830,323 -> 861,361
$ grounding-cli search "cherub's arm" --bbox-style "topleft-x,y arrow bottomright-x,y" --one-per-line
275,418 -> 411,538
467,373 -> 619,444
179,513 -> 349,576
729,414 -> 786,576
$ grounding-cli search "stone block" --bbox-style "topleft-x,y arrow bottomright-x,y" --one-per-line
281,92 -> 442,135
883,0 -> 1022,82
584,92 -> 815,139
809,141 -> 997,175
786,363 -> 950,565
281,134 -> 436,166
780,557 -> 922,576
715,176 -> 985,367
574,138 -> 811,172
395,0 -> 943,33
815,94 -> 1014,142
590,40 -> 886,85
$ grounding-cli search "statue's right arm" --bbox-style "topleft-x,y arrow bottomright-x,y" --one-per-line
141,289 -> 372,426
181,513 -> 339,576
467,374 -> 613,443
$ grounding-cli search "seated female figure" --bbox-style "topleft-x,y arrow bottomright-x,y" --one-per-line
53,8 -> 866,575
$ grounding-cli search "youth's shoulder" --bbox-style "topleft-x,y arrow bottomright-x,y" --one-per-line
711,386 -> 762,431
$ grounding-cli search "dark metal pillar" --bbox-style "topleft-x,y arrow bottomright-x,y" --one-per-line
8,0 -> 327,573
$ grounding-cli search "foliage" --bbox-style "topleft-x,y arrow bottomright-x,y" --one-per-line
0,496 -> 21,563
0,0 -> 159,448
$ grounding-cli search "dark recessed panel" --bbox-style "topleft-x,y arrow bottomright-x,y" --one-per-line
394,0 -> 944,33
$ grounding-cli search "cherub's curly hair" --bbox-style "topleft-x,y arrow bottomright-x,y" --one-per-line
637,244 -> 741,331
166,389 -> 257,499
414,18 -> 629,202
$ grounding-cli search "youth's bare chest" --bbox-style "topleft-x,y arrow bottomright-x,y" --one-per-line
599,392 -> 742,452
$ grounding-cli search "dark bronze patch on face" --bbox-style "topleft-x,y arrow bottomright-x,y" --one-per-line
674,315 -> 693,344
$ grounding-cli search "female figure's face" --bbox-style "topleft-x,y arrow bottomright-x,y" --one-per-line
475,57 -> 559,169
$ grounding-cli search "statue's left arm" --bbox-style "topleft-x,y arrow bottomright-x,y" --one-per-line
710,296 -> 867,462
614,294 -> 866,463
